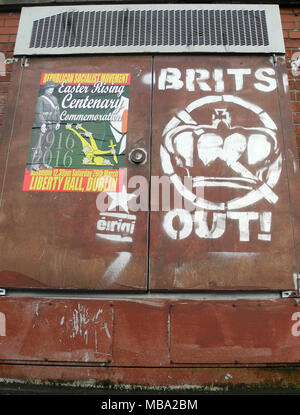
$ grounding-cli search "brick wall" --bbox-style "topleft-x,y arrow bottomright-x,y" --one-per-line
0,11 -> 20,128
281,8 -> 300,161
0,7 -> 299,159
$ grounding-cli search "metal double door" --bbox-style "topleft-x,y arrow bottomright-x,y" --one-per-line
0,54 -> 298,292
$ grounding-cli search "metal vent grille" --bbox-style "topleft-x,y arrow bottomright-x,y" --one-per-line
29,9 -> 269,49
14,5 -> 285,55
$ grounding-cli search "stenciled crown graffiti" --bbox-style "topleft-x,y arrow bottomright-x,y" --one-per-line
160,95 -> 282,212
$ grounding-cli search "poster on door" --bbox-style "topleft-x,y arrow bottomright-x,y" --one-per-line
23,72 -> 131,193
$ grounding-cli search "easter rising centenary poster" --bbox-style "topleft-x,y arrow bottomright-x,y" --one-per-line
23,72 -> 130,193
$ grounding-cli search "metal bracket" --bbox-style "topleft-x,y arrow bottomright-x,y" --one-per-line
3,57 -> 19,65
282,290 -> 300,298
282,273 -> 300,297
0,289 -> 6,297
21,57 -> 29,67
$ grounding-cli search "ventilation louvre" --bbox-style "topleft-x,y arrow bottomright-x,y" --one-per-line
14,4 -> 285,55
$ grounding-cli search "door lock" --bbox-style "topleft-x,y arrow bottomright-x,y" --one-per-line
129,148 -> 147,164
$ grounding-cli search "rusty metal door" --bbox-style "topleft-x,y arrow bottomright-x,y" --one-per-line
0,55 -> 152,291
0,54 -> 299,293
150,54 -> 300,291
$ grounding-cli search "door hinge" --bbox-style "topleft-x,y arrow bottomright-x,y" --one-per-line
21,57 -> 29,67
0,289 -> 6,297
282,290 -> 300,298
282,273 -> 300,298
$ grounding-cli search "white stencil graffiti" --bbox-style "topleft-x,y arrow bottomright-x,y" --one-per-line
194,210 -> 226,239
161,92 -> 281,242
158,67 -> 277,92
96,184 -> 137,243
163,209 -> 272,242
96,212 -> 136,242
0,312 -> 6,336
258,212 -> 272,241
68,304 -> 110,351
161,95 -> 281,213
103,252 -> 132,283
106,184 -> 137,213
95,183 -> 136,281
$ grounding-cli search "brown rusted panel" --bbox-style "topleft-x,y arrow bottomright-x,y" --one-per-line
2,297 -> 300,367
112,300 -> 169,366
3,364 -> 300,390
150,55 -> 297,290
170,299 -> 300,364
0,297 -> 170,366
0,297 -> 113,362
0,56 -> 152,290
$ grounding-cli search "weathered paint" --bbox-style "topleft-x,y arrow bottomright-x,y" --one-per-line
3,365 -> 300,392
1,297 -> 300,390
0,56 -> 299,293
150,54 -> 300,291
0,56 -> 152,291
1,297 -> 300,367
170,301 -> 300,364
0,298 -> 113,362
0,52 -> 300,391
